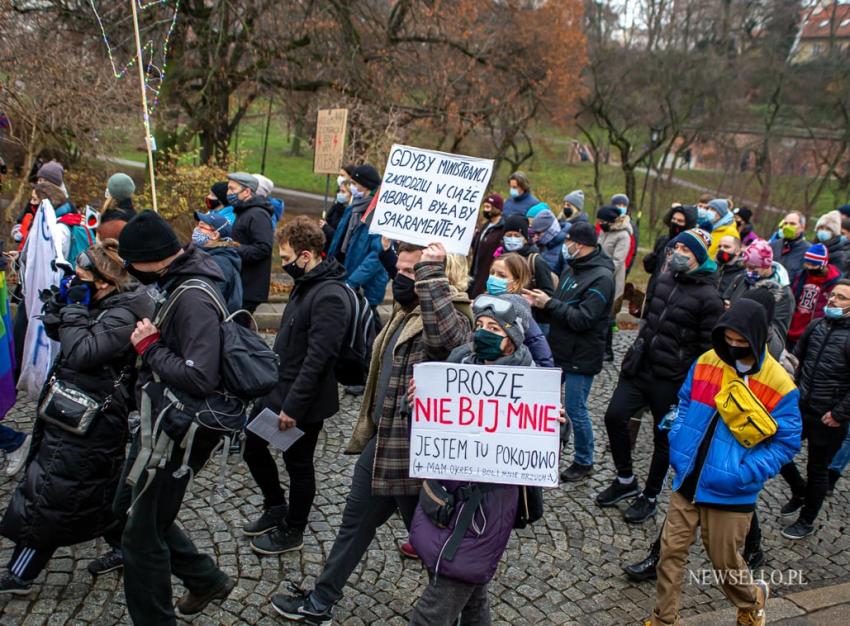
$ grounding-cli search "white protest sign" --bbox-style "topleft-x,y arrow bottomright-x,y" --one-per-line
410,362 -> 562,487
369,144 -> 494,255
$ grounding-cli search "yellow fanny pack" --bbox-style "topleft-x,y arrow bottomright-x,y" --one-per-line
714,378 -> 777,448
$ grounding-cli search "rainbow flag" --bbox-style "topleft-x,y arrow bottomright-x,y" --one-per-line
0,271 -> 15,418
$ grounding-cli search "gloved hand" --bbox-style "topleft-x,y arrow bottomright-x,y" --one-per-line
66,283 -> 91,305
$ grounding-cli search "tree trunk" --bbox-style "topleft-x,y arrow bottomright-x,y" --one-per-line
290,116 -> 304,157
623,165 -> 637,205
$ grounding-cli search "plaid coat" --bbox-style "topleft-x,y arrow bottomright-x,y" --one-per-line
345,261 -> 472,496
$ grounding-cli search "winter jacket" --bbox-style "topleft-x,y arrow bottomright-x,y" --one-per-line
329,195 -> 388,307
669,305 -> 801,506
468,218 -> 505,298
202,240 -> 243,313
599,215 -> 632,302
514,244 -> 555,296
322,199 -> 348,253
708,221 -> 740,257
1,285 -> 155,549
636,268 -> 724,382
231,195 -> 274,306
545,247 -> 615,376
537,227 -> 567,275
770,235 -> 810,285
409,346 -> 529,584
794,315 -> 850,423
740,224 -> 759,247
253,259 -> 350,425
823,235 -> 850,276
788,265 -> 841,343
715,259 -> 746,295
643,206 -> 698,308
502,191 -> 540,220
723,265 -> 794,340
560,210 -> 589,236
346,261 -> 473,496
499,293 -> 554,367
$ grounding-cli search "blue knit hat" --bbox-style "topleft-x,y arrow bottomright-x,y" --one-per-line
804,243 -> 829,267
610,193 -> 629,207
526,201 -> 550,220
671,228 -> 711,266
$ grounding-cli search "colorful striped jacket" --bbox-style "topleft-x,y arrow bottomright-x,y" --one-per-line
669,348 -> 801,506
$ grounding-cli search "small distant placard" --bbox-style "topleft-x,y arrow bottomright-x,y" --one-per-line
369,144 -> 494,255
410,363 -> 561,487
313,108 -> 348,174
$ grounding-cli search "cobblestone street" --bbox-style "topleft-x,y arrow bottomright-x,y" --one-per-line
1,331 -> 849,625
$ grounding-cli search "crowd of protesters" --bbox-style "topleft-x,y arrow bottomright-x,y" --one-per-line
0,155 -> 849,626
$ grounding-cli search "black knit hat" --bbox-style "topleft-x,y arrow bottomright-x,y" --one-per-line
503,214 -> 529,241
211,181 -> 229,207
566,222 -> 597,247
597,205 -> 620,223
119,210 -> 181,263
351,164 -> 382,191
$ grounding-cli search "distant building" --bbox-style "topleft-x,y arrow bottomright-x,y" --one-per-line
790,2 -> 850,63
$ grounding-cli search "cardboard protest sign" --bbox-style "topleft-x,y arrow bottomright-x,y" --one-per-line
369,144 -> 494,255
410,362 -> 561,487
313,108 -> 348,174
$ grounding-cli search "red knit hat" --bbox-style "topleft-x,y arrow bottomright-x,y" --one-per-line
485,193 -> 504,212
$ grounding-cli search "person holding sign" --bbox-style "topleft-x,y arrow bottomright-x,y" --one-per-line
524,222 -> 615,482
271,242 -> 473,624
407,294 -> 533,625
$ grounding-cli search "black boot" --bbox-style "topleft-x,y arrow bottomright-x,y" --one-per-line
603,323 -> 615,362
242,503 -> 288,536
623,546 -> 659,582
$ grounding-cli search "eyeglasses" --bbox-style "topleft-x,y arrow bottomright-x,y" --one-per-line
472,294 -> 516,321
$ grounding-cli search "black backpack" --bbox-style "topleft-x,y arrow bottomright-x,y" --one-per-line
330,284 -> 378,386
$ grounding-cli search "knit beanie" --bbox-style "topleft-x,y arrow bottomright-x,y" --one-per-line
473,295 -> 526,349
37,160 -> 64,187
530,209 -> 556,234
563,189 -> 584,211
211,181 -> 229,207
815,210 -> 842,238
254,174 -> 275,198
610,193 -> 629,207
567,221 -> 598,247
485,193 -> 504,212
107,173 -> 136,201
839,204 -> 850,219
503,214 -> 530,241
597,205 -> 620,223
734,207 -> 753,223
671,228 -> 711,265
803,243 -> 829,267
351,164 -> 382,191
708,198 -> 730,218
526,201 -> 550,220
742,239 -> 774,269
119,210 -> 181,263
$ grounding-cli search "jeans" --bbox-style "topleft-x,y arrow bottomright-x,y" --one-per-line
311,436 -> 418,608
603,371 -> 681,498
828,426 -> 850,475
564,373 -> 595,466
0,424 -> 25,452
243,419 -> 323,532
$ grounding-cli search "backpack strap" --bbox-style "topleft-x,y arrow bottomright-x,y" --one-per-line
438,484 -> 497,566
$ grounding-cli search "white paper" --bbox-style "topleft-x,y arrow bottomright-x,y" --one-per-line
410,362 -> 562,487
248,408 -> 304,452
369,144 -> 494,255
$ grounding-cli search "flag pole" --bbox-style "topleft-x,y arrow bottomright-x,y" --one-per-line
130,0 -> 158,212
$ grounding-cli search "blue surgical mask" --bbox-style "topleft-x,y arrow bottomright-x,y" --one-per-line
226,192 -> 240,207
486,275 -> 509,295
335,192 -> 348,204
825,306 -> 847,320
191,227 -> 212,247
351,187 -> 365,201
509,188 -> 520,198
617,206 -> 627,216
503,236 -> 523,251
816,230 -> 832,243
698,207 -> 709,222
562,242 -> 574,260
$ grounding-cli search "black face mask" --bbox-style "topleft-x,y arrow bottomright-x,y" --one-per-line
716,250 -> 734,265
127,266 -> 165,285
728,345 -> 752,361
563,206 -> 574,218
669,223 -> 685,239
392,273 -> 418,307
482,210 -> 492,220
283,255 -> 306,280
600,223 -> 612,232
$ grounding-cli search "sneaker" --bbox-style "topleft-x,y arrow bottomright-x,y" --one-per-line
623,552 -> 659,582
87,549 -> 123,576
344,385 -> 365,396
560,462 -> 593,482
780,496 -> 804,517
176,575 -> 235,617
271,586 -> 332,624
781,519 -> 815,540
623,494 -> 657,524
736,579 -> 768,625
5,434 -> 31,476
242,504 -> 288,536
251,526 -> 304,556
596,477 -> 641,507
398,541 -> 419,560
0,573 -> 31,595
744,547 -> 765,570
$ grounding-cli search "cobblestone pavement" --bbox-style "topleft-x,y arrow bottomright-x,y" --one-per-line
1,330 -> 849,625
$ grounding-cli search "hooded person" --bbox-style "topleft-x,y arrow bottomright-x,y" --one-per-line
703,199 -> 740,257
408,294 -> 530,625
226,171 -> 275,315
192,210 -> 243,313
648,299 -> 801,626
814,210 -> 849,274
734,207 -> 759,247
529,208 -> 567,274
787,243 -> 842,349
468,193 -> 505,298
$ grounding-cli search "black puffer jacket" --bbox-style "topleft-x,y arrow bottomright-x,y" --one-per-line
253,258 -> 350,425
545,247 -> 615,376
638,267 -> 724,382
824,235 -> 850,276
232,195 -> 274,305
716,259 -> 746,295
643,205 -> 698,309
0,284 -> 155,549
794,315 -> 850,422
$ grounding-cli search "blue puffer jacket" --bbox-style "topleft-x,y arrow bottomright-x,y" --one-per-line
669,349 -> 801,506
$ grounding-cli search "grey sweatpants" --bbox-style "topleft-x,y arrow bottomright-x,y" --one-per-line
410,575 -> 491,626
